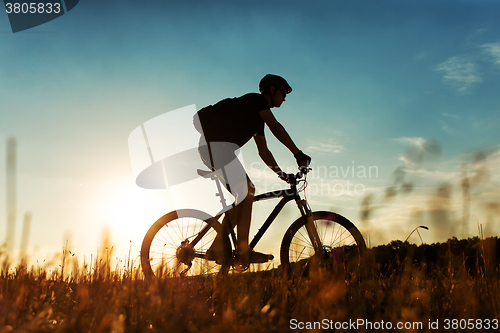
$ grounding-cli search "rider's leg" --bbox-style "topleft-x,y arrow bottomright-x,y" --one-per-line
232,178 -> 273,265
233,177 -> 255,254
203,147 -> 271,263
206,178 -> 253,255
207,177 -> 273,264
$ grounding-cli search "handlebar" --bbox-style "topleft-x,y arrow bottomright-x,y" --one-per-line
280,167 -> 311,185
299,166 -> 311,175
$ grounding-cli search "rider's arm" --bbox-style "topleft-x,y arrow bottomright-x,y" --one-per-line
254,135 -> 283,176
258,109 -> 301,155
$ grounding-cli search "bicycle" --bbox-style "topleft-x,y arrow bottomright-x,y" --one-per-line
140,167 -> 367,279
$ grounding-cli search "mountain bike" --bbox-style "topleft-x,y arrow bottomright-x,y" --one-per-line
140,167 -> 366,279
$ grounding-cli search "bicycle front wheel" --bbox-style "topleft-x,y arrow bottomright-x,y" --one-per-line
280,211 -> 366,274
141,209 -> 230,279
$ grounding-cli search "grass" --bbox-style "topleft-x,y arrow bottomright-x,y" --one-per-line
1,237 -> 499,332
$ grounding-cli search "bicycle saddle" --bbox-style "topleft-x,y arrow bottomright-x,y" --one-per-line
197,169 -> 214,178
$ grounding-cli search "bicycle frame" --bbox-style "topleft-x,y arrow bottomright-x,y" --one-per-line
188,171 -> 323,260
249,185 -> 310,250
250,186 -> 323,254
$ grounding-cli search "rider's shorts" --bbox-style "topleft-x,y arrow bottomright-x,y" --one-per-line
198,139 -> 250,198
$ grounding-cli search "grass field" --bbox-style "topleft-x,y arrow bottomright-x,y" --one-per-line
1,237 -> 499,332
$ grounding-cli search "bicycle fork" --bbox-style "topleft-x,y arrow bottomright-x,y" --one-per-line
297,199 -> 323,254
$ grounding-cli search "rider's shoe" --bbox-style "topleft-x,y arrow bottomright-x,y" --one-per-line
235,250 -> 274,265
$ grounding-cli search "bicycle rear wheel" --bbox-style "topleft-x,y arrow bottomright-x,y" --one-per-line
141,209 -> 230,279
280,211 -> 366,274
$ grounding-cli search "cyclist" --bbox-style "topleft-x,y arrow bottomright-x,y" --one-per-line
195,74 -> 311,267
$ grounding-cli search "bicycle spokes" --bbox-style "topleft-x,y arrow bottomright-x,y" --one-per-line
281,211 -> 366,274
141,211 -> 230,278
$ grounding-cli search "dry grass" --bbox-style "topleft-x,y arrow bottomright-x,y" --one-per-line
1,238 -> 499,333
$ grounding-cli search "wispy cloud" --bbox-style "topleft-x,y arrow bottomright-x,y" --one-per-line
414,50 -> 429,60
306,138 -> 344,154
440,113 -> 459,135
394,137 -> 429,149
441,112 -> 460,119
394,137 -> 440,167
481,42 -> 500,65
435,56 -> 483,94
440,121 -> 455,135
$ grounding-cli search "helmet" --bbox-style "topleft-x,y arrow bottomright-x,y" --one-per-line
259,74 -> 292,94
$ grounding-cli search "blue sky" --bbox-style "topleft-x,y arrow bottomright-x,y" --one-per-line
1,0 -> 499,264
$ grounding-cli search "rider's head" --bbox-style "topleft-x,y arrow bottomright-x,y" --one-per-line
259,74 -> 292,108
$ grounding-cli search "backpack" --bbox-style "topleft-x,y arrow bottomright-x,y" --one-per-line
193,98 -> 235,134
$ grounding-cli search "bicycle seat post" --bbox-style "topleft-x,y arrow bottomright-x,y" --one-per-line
212,174 -> 231,212
196,167 -> 238,251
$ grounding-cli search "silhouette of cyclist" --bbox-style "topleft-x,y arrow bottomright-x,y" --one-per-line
195,74 -> 311,267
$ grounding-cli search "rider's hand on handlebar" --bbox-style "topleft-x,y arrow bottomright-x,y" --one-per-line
294,150 -> 311,168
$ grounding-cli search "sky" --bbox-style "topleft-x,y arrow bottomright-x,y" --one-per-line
1,0 -> 499,266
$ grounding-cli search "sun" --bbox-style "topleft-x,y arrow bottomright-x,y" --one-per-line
108,185 -> 169,240
82,173 -> 175,261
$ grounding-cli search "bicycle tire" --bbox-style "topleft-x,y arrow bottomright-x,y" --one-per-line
141,209 -> 231,279
280,211 -> 366,274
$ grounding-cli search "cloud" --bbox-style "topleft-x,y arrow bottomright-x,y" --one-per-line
481,42 -> 500,65
440,121 -> 455,135
414,50 -> 429,60
407,168 -> 459,183
435,56 -> 483,94
306,138 -> 344,154
394,137 -> 430,149
394,137 -> 441,167
441,112 -> 460,119
440,113 -> 460,135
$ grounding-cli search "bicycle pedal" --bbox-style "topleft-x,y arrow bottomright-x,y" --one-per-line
233,262 -> 250,272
